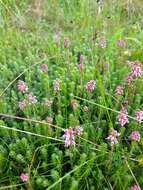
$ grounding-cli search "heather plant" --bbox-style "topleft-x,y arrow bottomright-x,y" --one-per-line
0,0 -> 143,190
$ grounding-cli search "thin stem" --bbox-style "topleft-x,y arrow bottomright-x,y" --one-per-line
0,125 -> 64,142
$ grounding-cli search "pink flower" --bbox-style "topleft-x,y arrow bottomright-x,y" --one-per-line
117,39 -> 126,47
99,37 -> 107,48
20,173 -> 29,182
86,80 -> 96,93
18,100 -> 27,110
115,85 -> 123,96
28,93 -> 37,104
74,126 -> 83,136
106,129 -> 120,145
125,74 -> 133,84
117,108 -> 129,127
80,54 -> 85,64
135,110 -> 143,123
64,37 -> 70,48
64,126 -> 83,147
71,99 -> 78,110
131,184 -> 141,190
129,131 -> 141,142
17,80 -> 28,93
78,63 -> 84,72
40,64 -> 48,72
131,60 -> 142,77
53,79 -> 61,92
64,128 -> 75,147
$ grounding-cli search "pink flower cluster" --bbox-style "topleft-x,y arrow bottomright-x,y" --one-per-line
19,92 -> 37,110
17,80 -> 37,109
125,74 -> 133,84
78,63 -> 84,72
135,109 -> 143,123
117,107 -> 129,127
18,100 -> 27,110
17,80 -> 28,93
64,126 -> 83,147
125,60 -> 142,84
106,129 -> 120,145
86,80 -> 96,93
71,99 -> 78,110
40,64 -> 48,72
115,85 -> 124,96
74,126 -> 83,136
64,128 -> 75,147
129,131 -> 141,142
53,79 -> 61,92
80,54 -> 85,64
117,39 -> 126,47
78,54 -> 85,72
131,60 -> 142,77
131,184 -> 141,190
20,173 -> 29,182
28,92 -> 37,104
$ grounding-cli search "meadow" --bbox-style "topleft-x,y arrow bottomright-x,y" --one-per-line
0,0 -> 143,189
